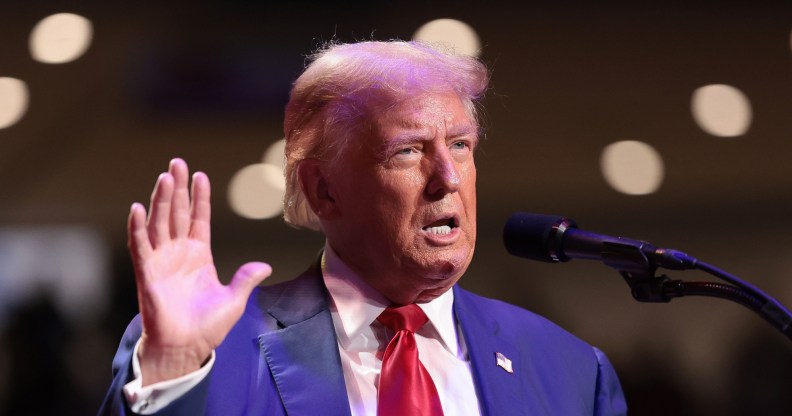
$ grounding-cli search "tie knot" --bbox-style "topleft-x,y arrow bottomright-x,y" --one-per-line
377,304 -> 428,333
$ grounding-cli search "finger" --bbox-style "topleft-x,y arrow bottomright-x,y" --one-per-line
147,173 -> 175,249
169,158 -> 191,239
128,202 -> 153,271
229,262 -> 272,302
189,171 -> 211,242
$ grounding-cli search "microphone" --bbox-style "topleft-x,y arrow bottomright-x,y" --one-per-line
504,213 -> 792,339
503,212 -> 697,271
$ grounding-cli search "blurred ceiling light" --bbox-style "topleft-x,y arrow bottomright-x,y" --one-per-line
412,18 -> 481,57
29,13 -> 93,64
691,84 -> 752,138
263,138 -> 286,170
600,140 -> 664,195
0,77 -> 29,129
228,163 -> 286,220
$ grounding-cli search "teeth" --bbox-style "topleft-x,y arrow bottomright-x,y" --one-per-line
427,225 -> 452,235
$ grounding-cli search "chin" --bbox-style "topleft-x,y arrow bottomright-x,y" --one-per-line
420,250 -> 471,281
435,249 -> 473,276
423,263 -> 460,281
414,287 -> 453,304
398,257 -> 469,304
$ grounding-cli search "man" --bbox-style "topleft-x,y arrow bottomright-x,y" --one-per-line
100,41 -> 626,415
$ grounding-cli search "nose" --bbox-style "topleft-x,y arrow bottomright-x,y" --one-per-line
425,150 -> 460,199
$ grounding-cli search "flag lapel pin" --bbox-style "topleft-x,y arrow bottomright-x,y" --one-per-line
496,352 -> 513,374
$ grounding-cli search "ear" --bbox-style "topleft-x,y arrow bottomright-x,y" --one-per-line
297,159 -> 339,220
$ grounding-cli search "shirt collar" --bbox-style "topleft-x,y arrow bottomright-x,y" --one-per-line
321,242 -> 459,355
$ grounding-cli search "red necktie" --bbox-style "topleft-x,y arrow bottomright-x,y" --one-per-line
376,304 -> 444,416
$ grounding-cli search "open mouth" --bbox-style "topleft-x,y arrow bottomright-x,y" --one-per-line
422,217 -> 458,235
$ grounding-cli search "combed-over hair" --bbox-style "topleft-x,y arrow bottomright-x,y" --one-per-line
282,40 -> 489,230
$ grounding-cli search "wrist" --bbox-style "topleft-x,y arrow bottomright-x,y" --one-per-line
138,339 -> 210,386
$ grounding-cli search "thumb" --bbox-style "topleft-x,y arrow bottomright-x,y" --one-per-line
230,261 -> 272,300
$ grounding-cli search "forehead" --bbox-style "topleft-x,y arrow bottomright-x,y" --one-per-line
373,93 -> 477,136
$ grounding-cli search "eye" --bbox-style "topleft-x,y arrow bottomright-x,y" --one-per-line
389,146 -> 422,165
451,141 -> 471,151
393,142 -> 424,158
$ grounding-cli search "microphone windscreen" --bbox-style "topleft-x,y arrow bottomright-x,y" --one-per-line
503,212 -> 571,262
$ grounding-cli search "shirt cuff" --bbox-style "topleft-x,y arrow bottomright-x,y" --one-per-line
122,339 -> 215,414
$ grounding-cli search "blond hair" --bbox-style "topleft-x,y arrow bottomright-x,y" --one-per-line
283,40 -> 489,230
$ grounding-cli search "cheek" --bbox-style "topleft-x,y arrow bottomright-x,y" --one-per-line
378,170 -> 426,208
460,165 -> 476,201
461,161 -> 476,182
371,174 -> 419,222
405,169 -> 425,188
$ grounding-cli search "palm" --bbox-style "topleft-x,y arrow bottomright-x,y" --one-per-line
138,239 -> 224,347
129,159 -> 271,385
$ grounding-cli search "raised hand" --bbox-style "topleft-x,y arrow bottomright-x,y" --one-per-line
128,158 -> 271,386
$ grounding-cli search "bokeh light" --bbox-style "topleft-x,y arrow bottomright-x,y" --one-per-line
0,77 -> 30,130
227,163 -> 285,220
600,140 -> 665,195
263,138 -> 286,170
412,18 -> 481,57
29,13 -> 93,64
691,84 -> 752,138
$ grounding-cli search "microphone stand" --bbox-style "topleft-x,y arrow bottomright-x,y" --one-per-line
598,241 -> 792,341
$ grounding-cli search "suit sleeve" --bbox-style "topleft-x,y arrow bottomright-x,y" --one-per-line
592,347 -> 628,416
97,316 -> 211,416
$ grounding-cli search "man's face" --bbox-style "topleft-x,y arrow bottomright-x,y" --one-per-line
323,93 -> 478,305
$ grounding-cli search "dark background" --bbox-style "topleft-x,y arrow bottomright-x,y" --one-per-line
1,1 -> 791,414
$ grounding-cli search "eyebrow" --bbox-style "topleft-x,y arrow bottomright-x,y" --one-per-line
381,124 -> 480,157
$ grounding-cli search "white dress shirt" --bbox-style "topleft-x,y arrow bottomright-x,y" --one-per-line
125,242 -> 482,415
322,244 -> 481,416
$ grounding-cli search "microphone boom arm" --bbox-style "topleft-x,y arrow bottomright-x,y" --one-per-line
599,239 -> 792,341
502,212 -> 792,342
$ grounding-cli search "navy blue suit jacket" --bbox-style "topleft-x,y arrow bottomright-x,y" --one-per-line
100,264 -> 627,415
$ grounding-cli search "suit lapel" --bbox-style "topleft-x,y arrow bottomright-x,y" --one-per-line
255,267 -> 536,415
257,269 -> 352,416
454,286 -> 526,416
